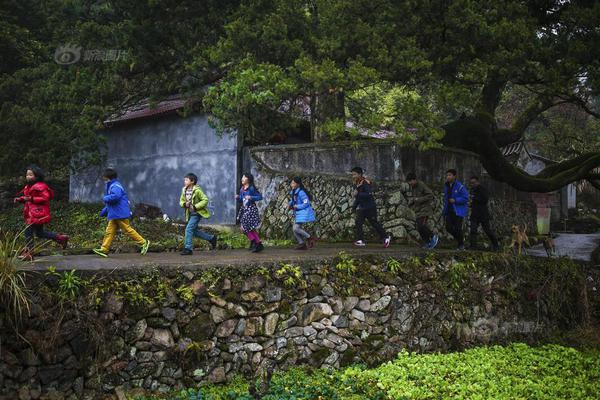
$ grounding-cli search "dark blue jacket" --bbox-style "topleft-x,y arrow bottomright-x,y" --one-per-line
238,185 -> 263,206
442,180 -> 469,218
288,188 -> 316,223
352,178 -> 377,210
100,179 -> 132,220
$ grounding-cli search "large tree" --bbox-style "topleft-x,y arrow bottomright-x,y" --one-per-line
2,0 -> 599,193
201,0 -> 600,192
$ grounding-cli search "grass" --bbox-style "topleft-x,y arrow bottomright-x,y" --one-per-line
0,229 -> 32,321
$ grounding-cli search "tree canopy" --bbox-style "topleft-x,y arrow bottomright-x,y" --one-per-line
1,0 -> 599,192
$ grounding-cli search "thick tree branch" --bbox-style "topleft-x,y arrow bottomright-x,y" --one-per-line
476,75 -> 506,115
442,116 -> 600,192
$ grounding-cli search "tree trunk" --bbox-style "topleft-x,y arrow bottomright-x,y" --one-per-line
311,91 -> 345,143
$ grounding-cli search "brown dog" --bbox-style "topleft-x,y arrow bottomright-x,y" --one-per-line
507,223 -> 530,255
542,233 -> 556,257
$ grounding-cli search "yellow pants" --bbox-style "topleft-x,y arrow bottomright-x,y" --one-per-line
100,219 -> 145,252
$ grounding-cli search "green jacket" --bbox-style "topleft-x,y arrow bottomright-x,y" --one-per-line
180,185 -> 210,220
407,180 -> 435,218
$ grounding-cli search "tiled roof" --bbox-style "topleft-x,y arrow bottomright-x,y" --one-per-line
103,96 -> 187,125
501,141 -> 523,157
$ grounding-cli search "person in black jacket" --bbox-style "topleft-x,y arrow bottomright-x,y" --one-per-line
350,167 -> 392,247
468,176 -> 499,251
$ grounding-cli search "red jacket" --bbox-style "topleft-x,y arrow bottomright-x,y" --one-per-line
17,182 -> 54,225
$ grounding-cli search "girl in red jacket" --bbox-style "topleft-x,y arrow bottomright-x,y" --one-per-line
13,165 -> 69,260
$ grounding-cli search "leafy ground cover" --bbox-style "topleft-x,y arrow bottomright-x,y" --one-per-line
129,343 -> 600,400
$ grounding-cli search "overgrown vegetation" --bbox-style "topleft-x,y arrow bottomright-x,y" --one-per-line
0,229 -> 31,322
128,344 -> 600,400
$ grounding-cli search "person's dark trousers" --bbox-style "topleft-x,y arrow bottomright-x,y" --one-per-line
445,211 -> 464,247
416,216 -> 434,243
469,216 -> 499,249
355,208 -> 387,241
25,224 -> 58,250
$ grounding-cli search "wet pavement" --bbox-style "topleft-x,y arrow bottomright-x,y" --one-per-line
28,233 -> 600,272
527,233 -> 600,261
30,243 -> 428,272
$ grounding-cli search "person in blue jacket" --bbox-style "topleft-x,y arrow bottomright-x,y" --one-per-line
288,177 -> 317,250
93,168 -> 150,257
236,173 -> 264,253
442,169 -> 469,250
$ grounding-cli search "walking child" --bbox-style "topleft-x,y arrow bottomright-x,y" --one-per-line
180,173 -> 217,255
350,167 -> 392,247
236,173 -> 264,253
93,168 -> 150,257
288,177 -> 316,250
442,169 -> 469,250
13,165 -> 69,261
406,172 -> 439,249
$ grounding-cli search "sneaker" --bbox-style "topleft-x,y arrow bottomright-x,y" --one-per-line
252,242 -> 264,253
354,240 -> 366,247
421,243 -> 431,250
209,235 -> 218,250
141,240 -> 150,255
93,248 -> 108,258
56,234 -> 69,250
180,248 -> 193,256
429,235 -> 439,249
383,235 -> 392,248
295,243 -> 308,250
457,245 -> 465,251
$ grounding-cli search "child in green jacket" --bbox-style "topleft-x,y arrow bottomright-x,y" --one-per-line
180,173 -> 217,255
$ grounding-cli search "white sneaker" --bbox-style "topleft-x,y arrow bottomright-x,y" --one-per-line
384,235 -> 391,248
354,240 -> 366,246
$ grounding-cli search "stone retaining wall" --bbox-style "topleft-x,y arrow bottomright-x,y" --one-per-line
0,253 -> 586,399
257,174 -> 536,243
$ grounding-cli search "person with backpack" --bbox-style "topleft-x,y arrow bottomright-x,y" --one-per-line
288,177 -> 317,250
180,173 -> 217,255
350,167 -> 392,248
93,168 -> 150,257
13,165 -> 69,261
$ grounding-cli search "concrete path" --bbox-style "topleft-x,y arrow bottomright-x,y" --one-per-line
29,233 -> 600,273
527,233 -> 600,261
30,244 -> 431,272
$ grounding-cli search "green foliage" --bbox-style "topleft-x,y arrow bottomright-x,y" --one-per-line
88,269 -> 169,307
335,251 -> 357,275
130,345 -> 600,400
385,257 -> 403,274
45,266 -> 86,301
0,229 -> 31,321
275,263 -> 306,288
176,284 -> 194,303
343,344 -> 600,400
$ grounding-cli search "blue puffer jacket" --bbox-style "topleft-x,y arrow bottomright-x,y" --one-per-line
289,188 -> 315,223
100,179 -> 132,220
442,180 -> 469,218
